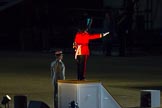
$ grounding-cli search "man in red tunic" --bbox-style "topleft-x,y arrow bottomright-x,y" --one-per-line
73,27 -> 109,80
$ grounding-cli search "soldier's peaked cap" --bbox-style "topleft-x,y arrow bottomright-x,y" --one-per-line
55,50 -> 63,55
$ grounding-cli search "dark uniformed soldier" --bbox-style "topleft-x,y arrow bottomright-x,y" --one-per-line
50,50 -> 65,108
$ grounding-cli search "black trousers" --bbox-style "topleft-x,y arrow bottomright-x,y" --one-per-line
54,82 -> 58,108
76,55 -> 88,80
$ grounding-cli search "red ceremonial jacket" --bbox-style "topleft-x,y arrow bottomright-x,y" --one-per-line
74,31 -> 102,55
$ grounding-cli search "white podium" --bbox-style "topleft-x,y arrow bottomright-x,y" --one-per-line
58,80 -> 121,108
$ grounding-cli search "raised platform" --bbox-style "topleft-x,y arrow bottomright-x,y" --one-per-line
58,79 -> 101,84
58,80 -> 122,108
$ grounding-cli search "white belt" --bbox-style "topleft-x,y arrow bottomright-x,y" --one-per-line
75,45 -> 81,59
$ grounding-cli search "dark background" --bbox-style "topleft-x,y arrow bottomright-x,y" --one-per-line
0,0 -> 162,56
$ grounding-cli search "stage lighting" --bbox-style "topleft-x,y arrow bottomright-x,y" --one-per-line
1,95 -> 11,108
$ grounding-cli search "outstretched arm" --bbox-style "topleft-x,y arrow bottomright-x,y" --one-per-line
89,32 -> 110,40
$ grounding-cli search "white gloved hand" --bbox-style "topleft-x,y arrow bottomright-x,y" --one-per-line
103,32 -> 109,37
